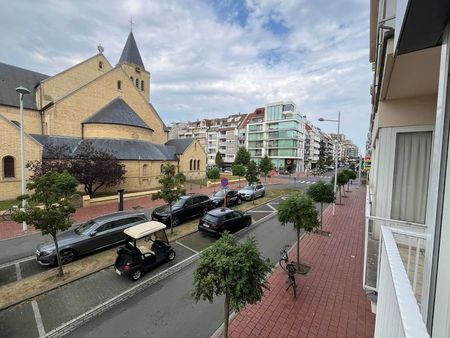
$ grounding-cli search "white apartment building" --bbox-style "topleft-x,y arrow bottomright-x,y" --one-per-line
246,102 -> 306,173
304,122 -> 321,169
365,1 -> 450,337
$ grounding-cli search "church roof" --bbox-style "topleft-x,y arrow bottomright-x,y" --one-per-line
31,135 -> 178,161
118,32 -> 145,70
83,98 -> 153,131
0,62 -> 49,110
165,138 -> 195,155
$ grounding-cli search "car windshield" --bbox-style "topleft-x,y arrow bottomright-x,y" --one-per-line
173,198 -> 187,208
213,191 -> 225,197
203,214 -> 219,223
242,186 -> 254,191
75,220 -> 98,235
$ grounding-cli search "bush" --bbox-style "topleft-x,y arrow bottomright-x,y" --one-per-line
207,167 -> 220,180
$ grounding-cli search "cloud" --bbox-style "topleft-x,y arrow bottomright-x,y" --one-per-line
0,0 -> 371,150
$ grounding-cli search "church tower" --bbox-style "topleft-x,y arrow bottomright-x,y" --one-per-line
118,31 -> 151,102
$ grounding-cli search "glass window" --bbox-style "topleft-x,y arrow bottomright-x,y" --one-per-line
135,78 -> 139,88
99,61 -> 103,69
117,80 -> 122,90
141,80 -> 144,91
203,214 -> 219,223
3,156 -> 14,178
75,220 -> 98,235
173,198 -> 187,208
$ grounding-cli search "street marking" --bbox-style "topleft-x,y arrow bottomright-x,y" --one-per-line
15,263 -> 22,281
0,255 -> 35,269
305,181 -> 311,184
300,181 -> 305,183
247,210 -> 273,213
311,182 -> 316,185
32,300 -> 46,337
266,204 -> 276,211
175,240 -> 199,254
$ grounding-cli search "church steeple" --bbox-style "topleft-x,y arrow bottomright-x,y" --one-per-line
118,31 -> 145,70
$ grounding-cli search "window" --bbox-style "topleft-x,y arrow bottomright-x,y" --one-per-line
135,78 -> 139,88
117,80 -> 122,90
160,164 -> 164,173
3,156 -> 15,178
143,164 -> 148,176
141,80 -> 144,91
190,159 -> 193,171
130,76 -> 134,82
99,61 -> 103,69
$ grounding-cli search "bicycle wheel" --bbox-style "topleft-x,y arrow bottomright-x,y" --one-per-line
279,258 -> 288,272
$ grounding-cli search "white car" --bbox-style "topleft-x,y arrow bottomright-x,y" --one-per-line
238,184 -> 266,200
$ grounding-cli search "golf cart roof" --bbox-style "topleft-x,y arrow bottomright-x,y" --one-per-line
124,221 -> 167,239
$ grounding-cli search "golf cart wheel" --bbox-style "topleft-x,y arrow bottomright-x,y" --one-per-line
172,217 -> 180,227
168,250 -> 176,261
130,268 -> 142,281
60,249 -> 77,264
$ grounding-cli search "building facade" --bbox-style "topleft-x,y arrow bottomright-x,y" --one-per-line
0,31 -> 206,200
304,121 -> 321,170
246,102 -> 305,173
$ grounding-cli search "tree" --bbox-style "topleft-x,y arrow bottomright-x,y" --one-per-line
259,155 -> 272,183
245,160 -> 259,186
277,194 -> 319,273
343,169 -> 357,191
192,233 -> 271,338
215,151 -> 224,169
207,167 -> 220,180
334,172 -> 348,203
12,171 -> 77,277
234,147 -> 251,166
152,163 -> 186,234
70,142 -> 126,197
307,181 -> 335,230
232,164 -> 246,187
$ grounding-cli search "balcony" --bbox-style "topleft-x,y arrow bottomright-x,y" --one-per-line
363,189 -> 429,338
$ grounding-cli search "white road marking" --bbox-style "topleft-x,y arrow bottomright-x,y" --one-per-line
265,204 -> 276,211
0,255 -> 35,269
15,263 -> 22,281
311,182 -> 316,185
300,181 -> 306,183
175,240 -> 199,254
247,210 -> 273,213
32,300 -> 46,337
305,181 -> 311,184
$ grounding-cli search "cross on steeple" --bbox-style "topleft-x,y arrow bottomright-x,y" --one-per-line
128,16 -> 135,32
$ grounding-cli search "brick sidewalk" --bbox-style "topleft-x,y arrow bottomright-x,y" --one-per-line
227,185 -> 375,338
0,177 -> 289,240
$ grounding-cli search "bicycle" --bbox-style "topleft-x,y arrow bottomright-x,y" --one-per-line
279,245 -> 297,298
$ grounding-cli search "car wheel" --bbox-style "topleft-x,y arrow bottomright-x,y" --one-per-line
246,219 -> 252,227
172,217 -> 180,227
168,250 -> 176,261
261,191 -> 265,197
129,268 -> 142,281
203,207 -> 209,215
60,249 -> 77,264
237,198 -> 242,205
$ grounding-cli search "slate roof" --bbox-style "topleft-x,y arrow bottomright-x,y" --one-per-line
118,32 -> 145,70
165,138 -> 195,155
31,135 -> 177,161
0,63 -> 49,110
83,98 -> 153,131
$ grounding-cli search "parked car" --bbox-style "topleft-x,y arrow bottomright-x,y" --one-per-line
198,208 -> 252,236
238,184 -> 266,200
35,211 -> 148,265
114,221 -> 176,281
151,194 -> 214,227
210,189 -> 242,207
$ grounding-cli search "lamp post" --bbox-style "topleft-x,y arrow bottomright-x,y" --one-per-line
16,86 -> 31,231
318,112 -> 341,215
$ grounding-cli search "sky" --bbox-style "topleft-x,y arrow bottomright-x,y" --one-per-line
0,0 -> 371,151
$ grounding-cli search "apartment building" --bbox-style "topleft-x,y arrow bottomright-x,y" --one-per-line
246,102 -> 305,173
304,122 -> 321,169
319,132 -> 334,162
366,1 -> 450,337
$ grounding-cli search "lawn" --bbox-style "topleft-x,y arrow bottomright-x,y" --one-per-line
0,199 -> 20,211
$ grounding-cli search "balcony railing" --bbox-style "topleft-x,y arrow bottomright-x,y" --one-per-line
374,227 -> 429,338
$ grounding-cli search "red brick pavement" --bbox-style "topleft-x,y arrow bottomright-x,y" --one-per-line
227,185 -> 375,338
0,177 -> 290,240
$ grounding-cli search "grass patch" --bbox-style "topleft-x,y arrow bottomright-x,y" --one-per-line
0,199 -> 20,211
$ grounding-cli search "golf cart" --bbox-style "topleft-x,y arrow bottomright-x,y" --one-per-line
114,221 -> 176,281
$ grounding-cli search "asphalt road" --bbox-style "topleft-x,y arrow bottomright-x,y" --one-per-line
66,211 -> 299,338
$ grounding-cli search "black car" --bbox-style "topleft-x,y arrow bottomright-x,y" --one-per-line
152,194 -> 214,227
198,208 -> 252,236
36,211 -> 148,265
210,189 -> 242,208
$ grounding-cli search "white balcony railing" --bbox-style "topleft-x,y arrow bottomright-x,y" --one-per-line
374,227 -> 429,338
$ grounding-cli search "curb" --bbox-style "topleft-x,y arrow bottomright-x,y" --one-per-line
45,253 -> 200,338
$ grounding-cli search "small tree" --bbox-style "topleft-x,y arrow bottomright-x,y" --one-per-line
234,147 -> 251,166
215,151 -> 224,169
334,172 -> 348,203
207,167 -> 220,180
307,181 -> 335,230
232,164 -> 246,187
12,171 -> 77,277
259,155 -> 272,183
278,194 -> 319,273
245,160 -> 259,185
152,163 -> 186,234
192,234 -> 271,338
343,169 -> 357,191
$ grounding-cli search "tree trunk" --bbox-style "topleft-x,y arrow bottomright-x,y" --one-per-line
339,186 -> 342,204
224,292 -> 230,338
320,202 -> 323,230
52,233 -> 64,277
296,227 -> 301,269
169,204 -> 174,235
238,176 -> 241,187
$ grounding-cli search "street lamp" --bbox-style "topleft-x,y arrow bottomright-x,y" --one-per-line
318,112 -> 341,215
16,86 -> 31,231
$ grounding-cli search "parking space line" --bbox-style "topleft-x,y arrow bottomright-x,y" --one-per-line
247,210 -> 273,213
265,204 -> 276,211
175,240 -> 199,254
0,255 -> 35,269
15,262 -> 22,281
32,300 -> 46,337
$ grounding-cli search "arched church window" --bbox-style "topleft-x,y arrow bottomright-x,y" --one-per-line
117,80 -> 122,90
3,156 -> 15,178
190,160 -> 193,171
99,61 -> 103,69
197,160 -> 200,171
135,78 -> 139,88
143,164 -> 148,176
141,80 -> 144,91
160,164 -> 164,173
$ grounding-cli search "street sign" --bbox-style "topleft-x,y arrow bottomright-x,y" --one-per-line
221,177 -> 228,188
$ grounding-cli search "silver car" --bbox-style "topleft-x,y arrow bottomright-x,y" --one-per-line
36,211 -> 148,265
238,184 -> 266,200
